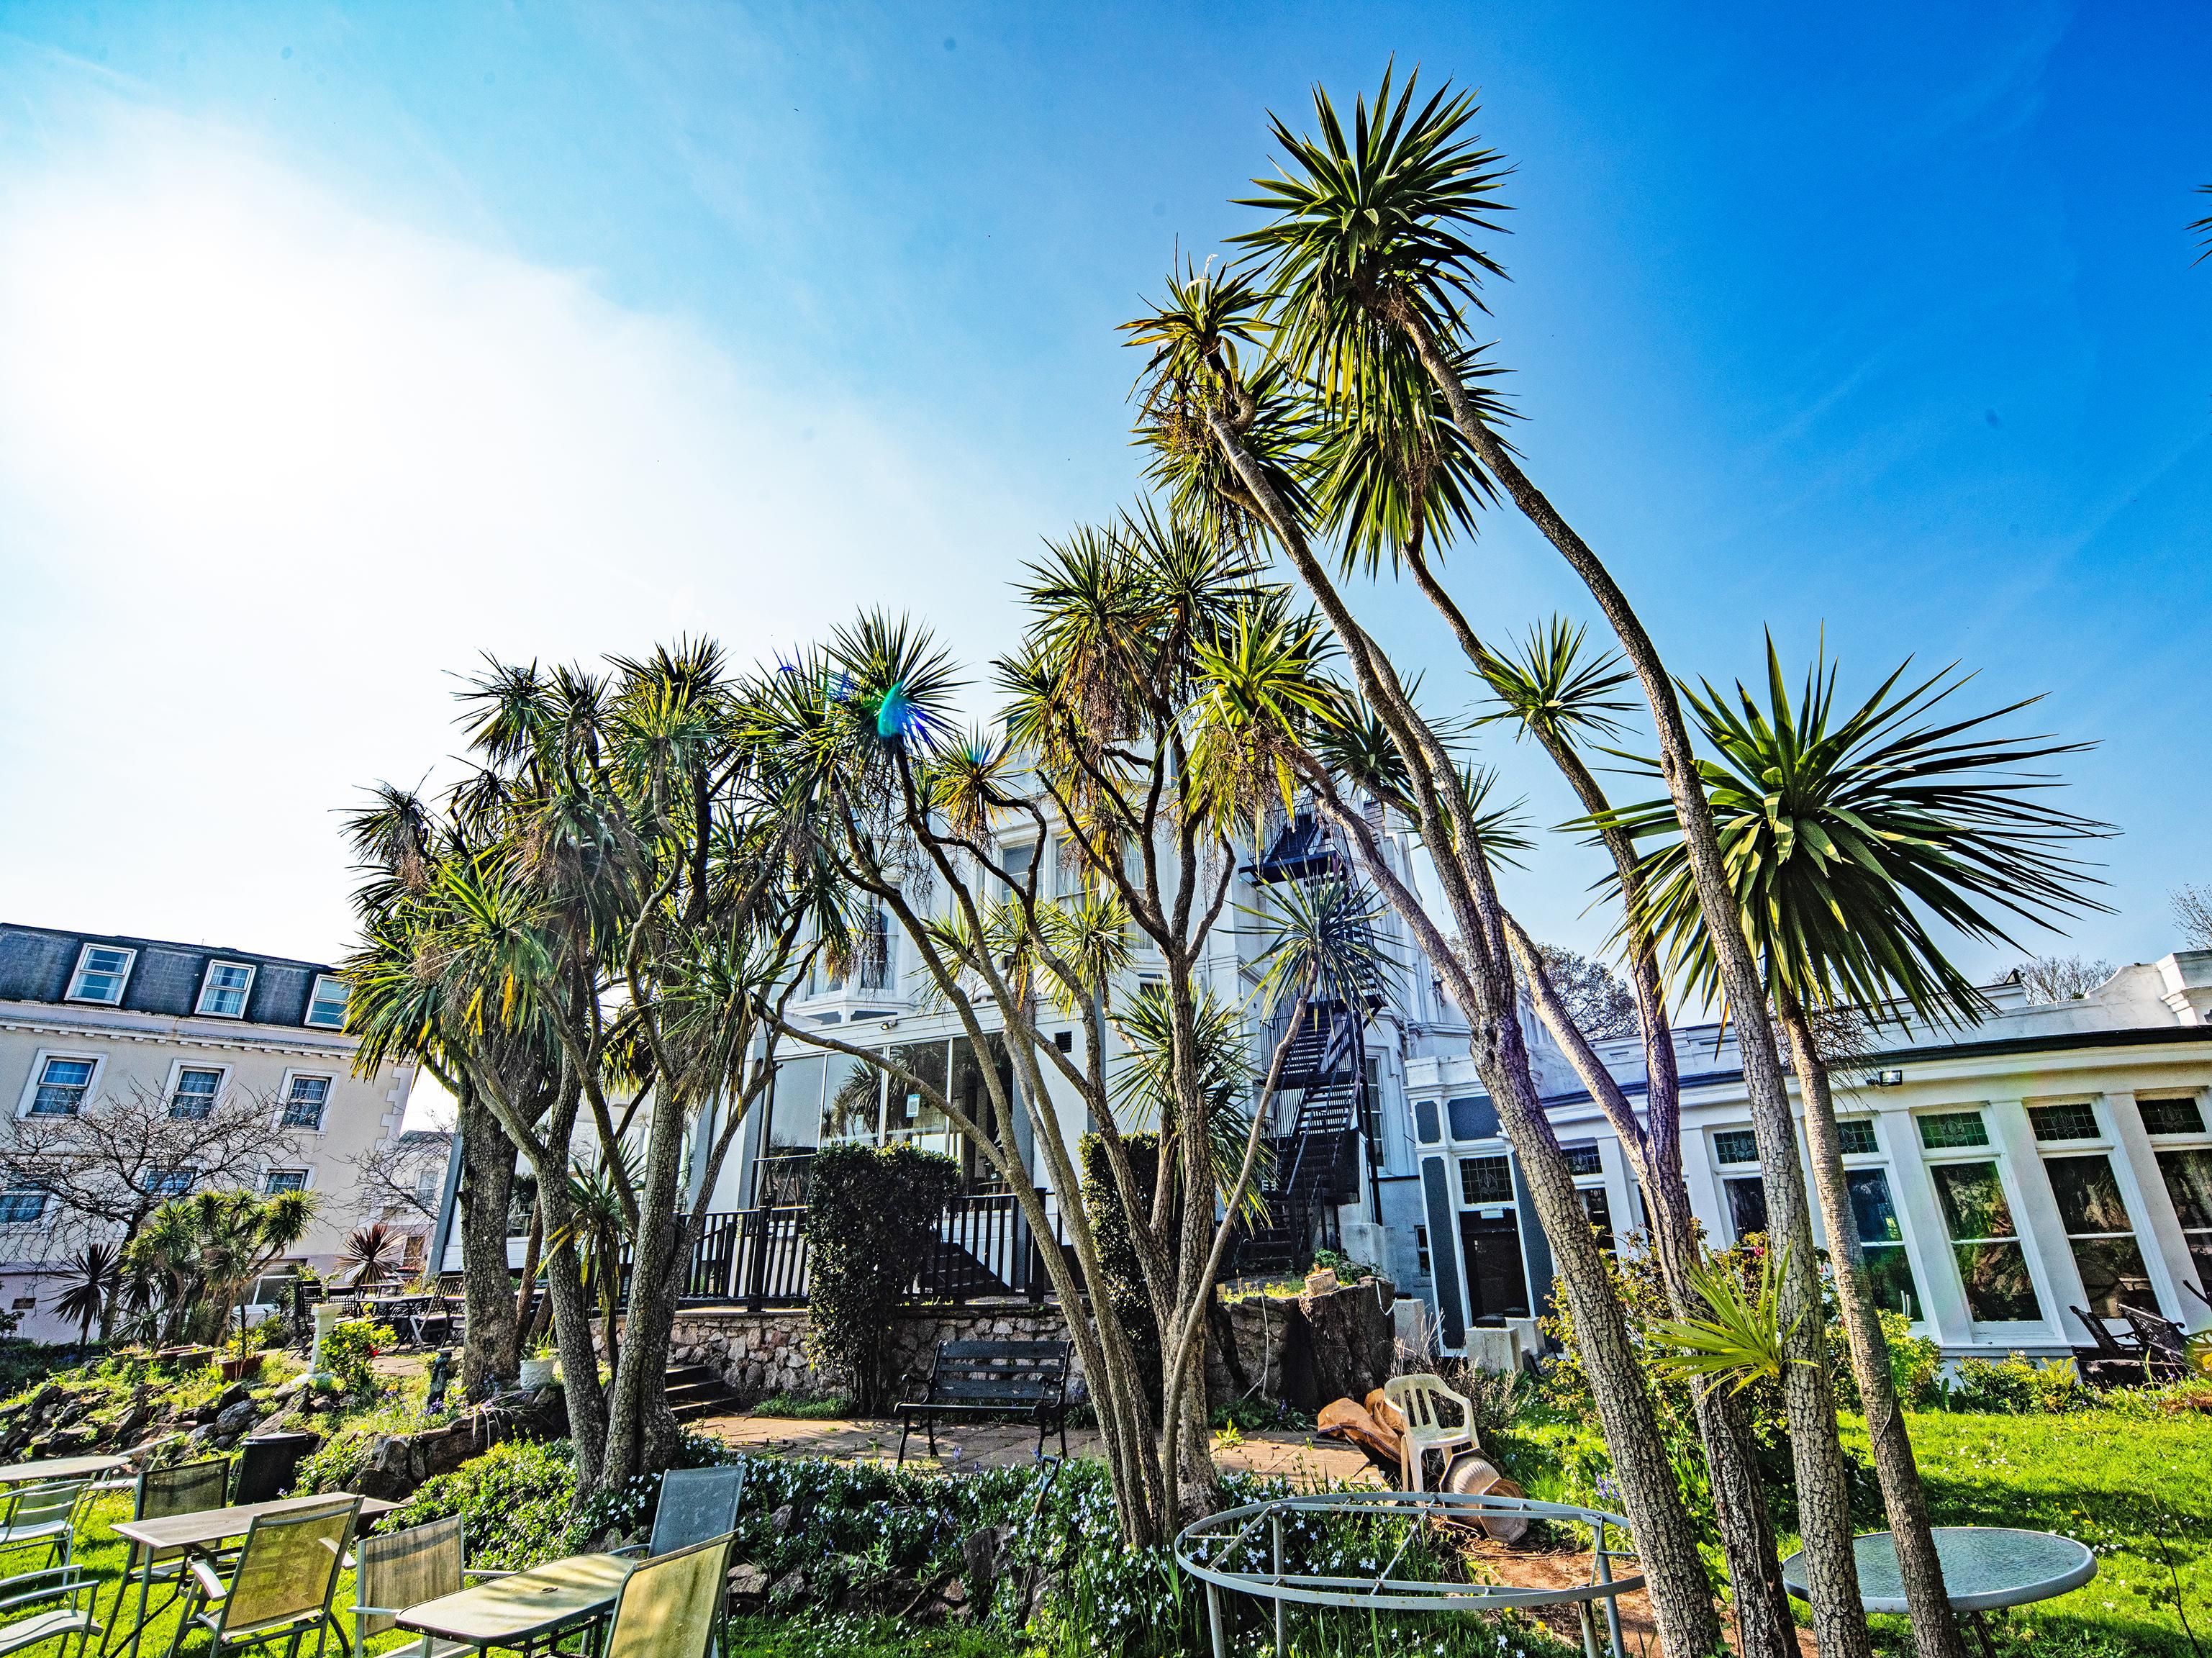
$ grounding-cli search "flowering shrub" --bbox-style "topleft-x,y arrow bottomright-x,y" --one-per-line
319,1319 -> 396,1400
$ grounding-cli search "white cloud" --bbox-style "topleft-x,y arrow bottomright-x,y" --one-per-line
0,111 -> 1038,962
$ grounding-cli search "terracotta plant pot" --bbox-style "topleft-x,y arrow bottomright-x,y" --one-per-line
219,1354 -> 263,1383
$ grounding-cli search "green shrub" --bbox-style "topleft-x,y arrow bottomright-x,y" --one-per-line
389,1437 -> 578,1569
751,1392 -> 854,1420
803,1143 -> 961,1415
319,1320 -> 397,1400
1946,1352 -> 2093,1415
1831,1309 -> 1945,1413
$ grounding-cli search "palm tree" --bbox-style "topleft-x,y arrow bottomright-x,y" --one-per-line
1479,620 -> 1797,1657
340,1223 -> 404,1290
1129,264 -> 1724,1657
50,1244 -> 118,1348
1230,72 -> 1874,1658
1612,640 -> 2111,1658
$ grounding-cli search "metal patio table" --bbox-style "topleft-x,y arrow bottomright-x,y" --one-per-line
395,1553 -> 634,1658
1782,1527 -> 2095,1658
108,1492 -> 396,1658
0,1454 -> 127,1485
1177,1489 -> 1644,1658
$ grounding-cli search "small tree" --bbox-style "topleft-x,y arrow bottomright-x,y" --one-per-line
2175,882 -> 2212,951
802,1143 -> 961,1415
2008,955 -> 2116,1004
0,1080 -> 304,1336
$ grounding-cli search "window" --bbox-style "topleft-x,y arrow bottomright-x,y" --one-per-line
170,1068 -> 223,1120
0,1191 -> 45,1225
1561,1142 -> 1603,1177
2155,1149 -> 2212,1287
2030,1103 -> 2101,1143
6,1300 -> 29,1313
145,1168 -> 194,1197
263,1170 -> 309,1196
66,945 -> 135,1005
196,961 -> 255,1018
1838,1119 -> 1879,1156
1459,1156 -> 1512,1205
30,1058 -> 94,1117
1579,1186 -> 1616,1253
2043,1154 -> 2156,1318
854,908 -> 891,992
1054,837 -> 1085,897
1726,1177 -> 1769,1240
282,1076 -> 331,1130
2141,1097 -> 2208,1138
999,841 -> 1035,900
1919,1111 -> 1990,1150
1415,1225 -> 1431,1276
1930,1162 -> 2042,1321
1713,1129 -> 1759,1166
1846,1169 -> 1923,1318
304,976 -> 349,1030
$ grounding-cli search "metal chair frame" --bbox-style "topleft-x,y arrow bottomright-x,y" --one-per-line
98,1461 -> 230,1657
166,1497 -> 358,1658
0,1566 -> 104,1658
0,1483 -> 91,1576
349,1514 -> 512,1658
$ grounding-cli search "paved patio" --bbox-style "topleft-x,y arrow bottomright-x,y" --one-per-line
690,1408 -> 1383,1487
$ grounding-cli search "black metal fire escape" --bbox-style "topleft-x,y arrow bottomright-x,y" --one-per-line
1238,810 -> 1374,1274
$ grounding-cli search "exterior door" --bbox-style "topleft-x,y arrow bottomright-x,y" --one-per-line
1458,1209 -> 1531,1325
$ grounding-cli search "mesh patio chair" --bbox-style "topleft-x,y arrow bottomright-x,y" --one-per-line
0,1562 -> 103,1658
350,1515 -> 512,1658
0,1483 -> 89,1575
167,1496 -> 358,1658
600,1534 -> 735,1658
1380,1374 -> 1475,1493
2121,1304 -> 2190,1383
611,1467 -> 747,1560
2069,1305 -> 2145,1387
99,1459 -> 230,1655
230,1439 -> 316,1509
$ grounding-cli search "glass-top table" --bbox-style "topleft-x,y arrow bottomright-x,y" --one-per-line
1781,1527 -> 2095,1616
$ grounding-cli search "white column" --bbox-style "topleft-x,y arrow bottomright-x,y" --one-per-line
2102,1090 -> 2202,1327
1877,1109 -> 1976,1348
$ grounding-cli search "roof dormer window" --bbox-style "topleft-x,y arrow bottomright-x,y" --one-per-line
196,961 -> 256,1019
66,945 -> 135,1005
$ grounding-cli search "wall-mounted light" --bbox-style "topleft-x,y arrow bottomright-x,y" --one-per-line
1862,1069 -> 1905,1087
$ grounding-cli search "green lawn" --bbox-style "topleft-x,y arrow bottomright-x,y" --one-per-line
1850,1408 -> 2212,1658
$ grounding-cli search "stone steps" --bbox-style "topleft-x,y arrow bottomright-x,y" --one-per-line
665,1362 -> 742,1423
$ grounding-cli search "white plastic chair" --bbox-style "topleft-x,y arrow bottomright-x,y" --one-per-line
1382,1373 -> 1474,1492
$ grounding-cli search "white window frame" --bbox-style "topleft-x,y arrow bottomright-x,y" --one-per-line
17,1051 -> 104,1120
166,1061 -> 231,1121
304,975 -> 349,1030
196,960 -> 258,1019
278,1071 -> 333,1133
1918,1108 -> 2049,1329
144,1165 -> 198,1200
262,1168 -> 312,1197
0,1190 -> 47,1227
65,943 -> 137,1005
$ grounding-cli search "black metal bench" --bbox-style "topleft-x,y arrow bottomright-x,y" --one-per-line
896,1339 -> 1070,1464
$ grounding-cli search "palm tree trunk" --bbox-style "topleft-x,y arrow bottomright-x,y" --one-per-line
602,1093 -> 689,1487
1393,306 -> 1873,1658
1201,409 -> 1720,1657
458,1082 -> 520,1395
532,1173 -> 608,1497
1780,994 -> 1965,1658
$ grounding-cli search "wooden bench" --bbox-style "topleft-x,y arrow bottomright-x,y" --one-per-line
896,1340 -> 1070,1465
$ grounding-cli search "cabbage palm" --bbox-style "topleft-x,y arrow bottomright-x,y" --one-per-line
1133,263 -> 1724,1658
1611,640 -> 2111,1658
50,1244 -> 117,1347
1235,71 -> 1872,1658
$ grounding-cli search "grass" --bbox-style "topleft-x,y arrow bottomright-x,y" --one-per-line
1850,1407 -> 2212,1658
724,1613 -> 1017,1658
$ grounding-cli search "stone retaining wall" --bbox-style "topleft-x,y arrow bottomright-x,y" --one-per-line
668,1279 -> 1392,1412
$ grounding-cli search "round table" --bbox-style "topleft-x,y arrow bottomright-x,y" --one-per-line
1782,1528 -> 2094,1655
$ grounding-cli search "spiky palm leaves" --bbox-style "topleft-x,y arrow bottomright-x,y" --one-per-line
1606,639 -> 2111,1026
50,1244 -> 118,1346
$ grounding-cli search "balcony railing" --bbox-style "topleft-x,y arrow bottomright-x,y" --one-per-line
677,1190 -> 1074,1309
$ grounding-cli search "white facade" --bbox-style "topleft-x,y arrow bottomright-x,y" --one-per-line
0,923 -> 418,1341
1404,951 -> 2212,1359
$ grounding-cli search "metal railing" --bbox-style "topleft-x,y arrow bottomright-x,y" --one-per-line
679,1190 -> 1073,1309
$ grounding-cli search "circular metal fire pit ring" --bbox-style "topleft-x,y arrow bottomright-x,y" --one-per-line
1175,1489 -> 1644,1658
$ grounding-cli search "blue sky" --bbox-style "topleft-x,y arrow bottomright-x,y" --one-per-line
0,1 -> 2204,980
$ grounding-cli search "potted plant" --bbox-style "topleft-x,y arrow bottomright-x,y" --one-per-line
518,1333 -> 558,1390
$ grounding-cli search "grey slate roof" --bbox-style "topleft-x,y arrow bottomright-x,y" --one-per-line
0,923 -> 336,1030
